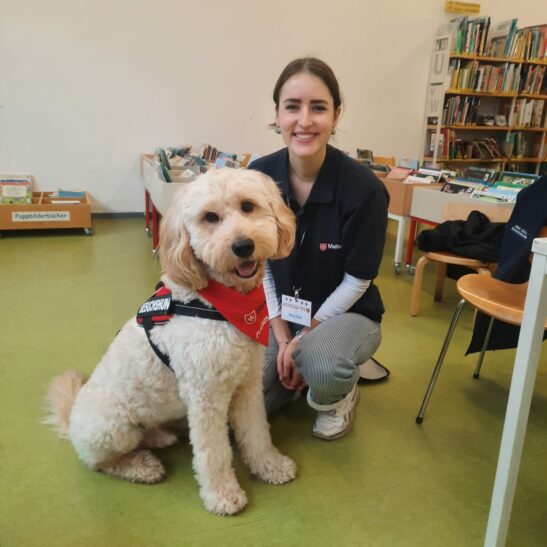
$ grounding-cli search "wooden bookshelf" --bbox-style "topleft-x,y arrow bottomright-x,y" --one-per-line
519,93 -> 547,100
450,55 -> 547,67
445,89 -> 518,97
422,23 -> 546,176
427,125 -> 547,132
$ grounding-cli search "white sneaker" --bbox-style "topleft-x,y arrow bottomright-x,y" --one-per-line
308,385 -> 360,440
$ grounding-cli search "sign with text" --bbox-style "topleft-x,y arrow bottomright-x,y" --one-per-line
444,1 -> 480,14
12,211 -> 71,222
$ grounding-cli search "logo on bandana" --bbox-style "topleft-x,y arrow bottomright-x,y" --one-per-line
319,243 -> 328,251
244,311 -> 257,325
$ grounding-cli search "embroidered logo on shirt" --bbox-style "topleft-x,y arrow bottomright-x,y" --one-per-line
244,311 -> 257,324
319,243 -> 342,251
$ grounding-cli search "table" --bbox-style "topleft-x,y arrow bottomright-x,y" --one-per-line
140,154 -> 188,251
382,178 -> 443,275
484,236 -> 547,546
388,212 -> 409,274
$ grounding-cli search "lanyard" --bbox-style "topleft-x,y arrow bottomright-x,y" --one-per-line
287,194 -> 313,300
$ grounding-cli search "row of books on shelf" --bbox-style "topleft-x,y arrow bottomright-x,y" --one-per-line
442,96 -> 481,126
448,60 -> 545,95
446,16 -> 546,61
519,65 -> 546,95
438,95 -> 545,129
505,98 -> 545,128
430,131 -> 504,160
430,129 -> 543,161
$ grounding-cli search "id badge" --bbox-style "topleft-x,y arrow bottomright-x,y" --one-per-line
281,294 -> 312,327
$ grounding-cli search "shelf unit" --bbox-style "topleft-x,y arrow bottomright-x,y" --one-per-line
0,192 -> 92,235
421,29 -> 546,176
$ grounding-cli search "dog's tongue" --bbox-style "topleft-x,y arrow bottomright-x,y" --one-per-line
236,261 -> 257,277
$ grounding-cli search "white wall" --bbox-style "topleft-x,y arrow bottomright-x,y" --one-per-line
1,0 -> 545,212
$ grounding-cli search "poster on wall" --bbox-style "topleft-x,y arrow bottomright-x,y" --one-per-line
426,35 -> 451,119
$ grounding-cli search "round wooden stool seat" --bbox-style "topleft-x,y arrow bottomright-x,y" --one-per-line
425,251 -> 490,268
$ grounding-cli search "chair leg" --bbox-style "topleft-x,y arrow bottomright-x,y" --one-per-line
410,255 -> 430,317
416,298 -> 466,424
473,316 -> 495,379
434,262 -> 447,302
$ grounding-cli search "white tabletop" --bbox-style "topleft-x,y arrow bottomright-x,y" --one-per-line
485,235 -> 547,546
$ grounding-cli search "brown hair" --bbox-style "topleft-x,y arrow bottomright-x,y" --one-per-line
273,57 -> 342,111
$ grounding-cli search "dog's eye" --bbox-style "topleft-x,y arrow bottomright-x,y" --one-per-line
204,212 -> 220,223
241,201 -> 254,213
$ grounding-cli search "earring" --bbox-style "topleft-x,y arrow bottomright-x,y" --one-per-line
274,125 -> 281,134
331,127 -> 337,135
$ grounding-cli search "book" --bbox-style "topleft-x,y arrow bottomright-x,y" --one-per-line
462,166 -> 498,183
58,190 -> 86,198
469,187 -> 518,202
531,100 -> 545,128
497,171 -> 537,186
385,167 -> 414,180
487,19 -> 518,57
399,158 -> 419,170
441,180 -> 482,194
404,175 -> 437,184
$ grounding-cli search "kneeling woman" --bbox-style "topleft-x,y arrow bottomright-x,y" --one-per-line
249,57 -> 389,440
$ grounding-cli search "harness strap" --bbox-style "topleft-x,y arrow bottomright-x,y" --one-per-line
171,299 -> 226,321
140,317 -> 174,371
137,285 -> 227,371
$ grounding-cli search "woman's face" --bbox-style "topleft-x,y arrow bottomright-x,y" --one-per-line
276,72 -> 340,162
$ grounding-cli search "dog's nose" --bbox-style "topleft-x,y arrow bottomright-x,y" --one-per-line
232,238 -> 255,258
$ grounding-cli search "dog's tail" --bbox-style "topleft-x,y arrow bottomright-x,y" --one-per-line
44,370 -> 85,439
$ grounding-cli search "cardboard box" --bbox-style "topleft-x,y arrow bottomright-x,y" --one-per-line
0,174 -> 32,204
382,178 -> 443,216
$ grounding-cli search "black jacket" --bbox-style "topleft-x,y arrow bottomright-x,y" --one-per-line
417,210 -> 505,262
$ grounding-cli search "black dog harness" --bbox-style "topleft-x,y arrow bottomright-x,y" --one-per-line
136,283 -> 226,370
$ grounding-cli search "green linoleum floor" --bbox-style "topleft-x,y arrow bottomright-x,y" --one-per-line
1,218 -> 546,547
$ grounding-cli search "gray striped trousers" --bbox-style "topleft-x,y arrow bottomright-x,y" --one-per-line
263,313 -> 381,413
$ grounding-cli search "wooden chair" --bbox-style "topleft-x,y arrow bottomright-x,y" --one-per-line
410,202 -> 512,317
415,226 -> 547,423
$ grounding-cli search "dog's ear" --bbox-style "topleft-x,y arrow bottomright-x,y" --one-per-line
158,190 -> 208,290
258,173 -> 296,259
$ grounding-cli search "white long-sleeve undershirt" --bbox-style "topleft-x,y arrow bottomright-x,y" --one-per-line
263,263 -> 371,323
263,262 -> 281,318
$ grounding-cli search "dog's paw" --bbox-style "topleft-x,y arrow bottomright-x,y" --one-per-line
133,451 -> 166,484
142,427 -> 178,449
99,450 -> 166,484
253,452 -> 297,485
203,485 -> 248,516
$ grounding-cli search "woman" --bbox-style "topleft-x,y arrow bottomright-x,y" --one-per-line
249,57 -> 389,440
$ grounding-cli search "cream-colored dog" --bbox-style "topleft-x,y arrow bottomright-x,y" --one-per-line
45,168 -> 296,515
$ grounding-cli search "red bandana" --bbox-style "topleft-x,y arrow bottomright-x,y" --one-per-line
198,279 -> 269,346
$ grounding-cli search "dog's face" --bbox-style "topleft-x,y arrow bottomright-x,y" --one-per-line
159,168 -> 296,293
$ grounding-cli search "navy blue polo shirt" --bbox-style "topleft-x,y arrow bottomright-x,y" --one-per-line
249,145 -> 389,323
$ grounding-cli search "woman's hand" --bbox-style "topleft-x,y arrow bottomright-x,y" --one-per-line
277,336 -> 305,391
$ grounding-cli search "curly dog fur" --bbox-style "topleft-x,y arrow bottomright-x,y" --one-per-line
45,168 -> 296,515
